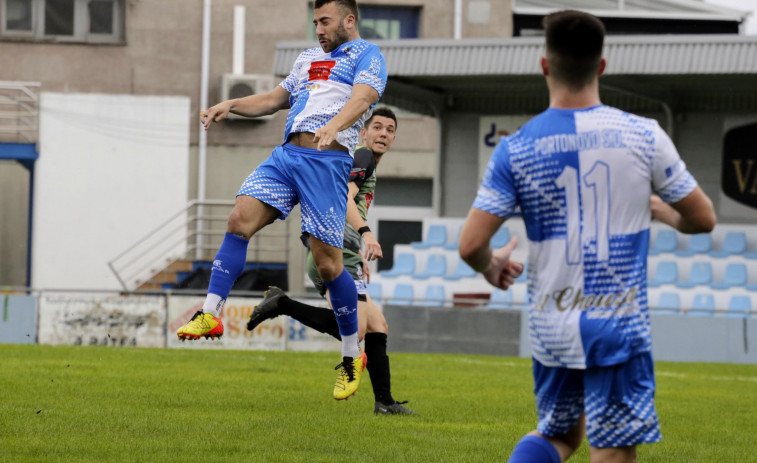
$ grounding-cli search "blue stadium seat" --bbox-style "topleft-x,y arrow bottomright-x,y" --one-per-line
655,292 -> 681,315
366,282 -> 383,302
380,253 -> 415,278
413,253 -> 447,279
419,284 -> 445,307
490,226 -> 511,249
443,225 -> 463,250
411,225 -> 447,249
647,261 -> 678,287
710,231 -> 747,258
710,263 -> 747,289
675,233 -> 712,257
676,261 -> 712,289
387,284 -> 414,306
486,288 -> 514,309
442,257 -> 477,280
689,293 -> 715,316
725,295 -> 752,318
649,230 -> 677,256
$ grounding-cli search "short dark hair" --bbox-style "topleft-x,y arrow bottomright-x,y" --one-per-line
314,0 -> 359,22
366,107 -> 397,129
543,10 -> 605,90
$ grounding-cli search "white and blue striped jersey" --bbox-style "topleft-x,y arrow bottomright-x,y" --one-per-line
279,39 -> 387,156
474,105 -> 697,369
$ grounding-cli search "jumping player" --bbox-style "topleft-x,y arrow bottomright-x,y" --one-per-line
176,0 -> 387,401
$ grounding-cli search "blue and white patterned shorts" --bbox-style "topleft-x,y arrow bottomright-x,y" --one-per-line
237,143 -> 352,248
533,352 -> 662,448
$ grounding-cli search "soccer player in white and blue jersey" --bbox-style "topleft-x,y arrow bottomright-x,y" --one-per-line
177,0 -> 387,401
459,10 -> 716,463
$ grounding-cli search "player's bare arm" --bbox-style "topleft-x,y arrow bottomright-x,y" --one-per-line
651,186 -> 716,234
459,208 -> 523,290
313,83 -> 379,150
345,182 -> 382,261
200,86 -> 291,130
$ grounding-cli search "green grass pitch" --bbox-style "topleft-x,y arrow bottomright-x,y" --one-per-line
1,345 -> 756,462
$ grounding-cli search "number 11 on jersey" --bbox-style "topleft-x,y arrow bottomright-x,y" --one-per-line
555,161 -> 611,265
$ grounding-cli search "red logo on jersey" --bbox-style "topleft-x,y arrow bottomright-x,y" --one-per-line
365,192 -> 374,210
308,60 -> 337,81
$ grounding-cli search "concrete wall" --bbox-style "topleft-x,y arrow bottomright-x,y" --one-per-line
384,304 -> 522,356
33,93 -> 190,290
386,304 -> 757,364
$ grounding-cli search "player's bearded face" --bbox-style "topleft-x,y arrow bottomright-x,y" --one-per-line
319,17 -> 350,52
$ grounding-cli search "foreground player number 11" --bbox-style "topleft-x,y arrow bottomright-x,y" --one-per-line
555,162 -> 610,265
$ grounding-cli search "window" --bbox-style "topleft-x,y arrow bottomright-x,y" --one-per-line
307,3 -> 420,41
1,0 -> 124,43
359,6 -> 419,40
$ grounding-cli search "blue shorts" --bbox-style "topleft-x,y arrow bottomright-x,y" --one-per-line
237,143 -> 352,248
533,352 -> 661,448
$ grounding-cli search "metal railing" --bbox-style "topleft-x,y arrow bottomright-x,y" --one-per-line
0,81 -> 40,143
107,199 -> 289,291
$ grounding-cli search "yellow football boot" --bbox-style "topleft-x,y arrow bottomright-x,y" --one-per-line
177,311 -> 224,340
333,351 -> 367,400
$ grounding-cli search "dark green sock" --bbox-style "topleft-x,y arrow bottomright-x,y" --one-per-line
365,332 -> 394,405
277,297 -> 341,340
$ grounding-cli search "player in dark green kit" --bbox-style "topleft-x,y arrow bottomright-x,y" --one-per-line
247,107 -> 414,415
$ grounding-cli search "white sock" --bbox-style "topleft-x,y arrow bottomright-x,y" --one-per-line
202,293 -> 225,318
341,332 -> 361,358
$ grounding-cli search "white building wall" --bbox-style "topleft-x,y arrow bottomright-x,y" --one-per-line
33,93 -> 190,290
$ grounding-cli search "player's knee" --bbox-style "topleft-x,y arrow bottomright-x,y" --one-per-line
315,258 -> 341,282
226,208 -> 251,238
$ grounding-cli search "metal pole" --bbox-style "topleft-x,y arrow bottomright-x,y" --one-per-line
453,0 -> 462,39
233,6 -> 245,75
197,0 -> 212,260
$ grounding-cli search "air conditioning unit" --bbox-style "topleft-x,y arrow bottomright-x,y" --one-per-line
219,74 -> 276,121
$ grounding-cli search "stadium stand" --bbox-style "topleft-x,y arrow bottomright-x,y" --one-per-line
726,295 -> 752,318
413,253 -> 447,279
710,231 -> 747,258
649,229 -> 678,256
689,293 -> 715,316
710,262 -> 748,289
675,233 -> 712,256
648,261 -> 678,287
676,261 -> 713,288
366,282 -> 383,303
380,252 -> 415,278
419,284 -> 446,307
486,288 -> 514,310
411,224 -> 447,249
443,225 -> 463,250
655,292 -> 681,315
388,283 -> 414,306
443,257 -> 477,281
369,218 -> 755,317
